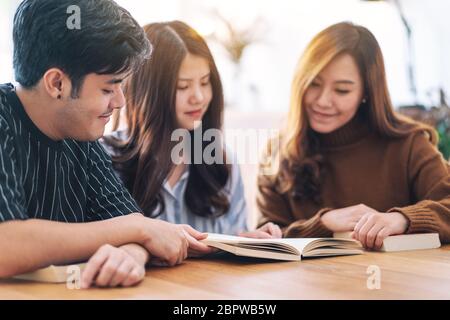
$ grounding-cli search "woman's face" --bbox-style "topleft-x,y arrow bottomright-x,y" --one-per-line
304,53 -> 364,134
176,53 -> 213,131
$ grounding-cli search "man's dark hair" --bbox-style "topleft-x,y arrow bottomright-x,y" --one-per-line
13,0 -> 151,97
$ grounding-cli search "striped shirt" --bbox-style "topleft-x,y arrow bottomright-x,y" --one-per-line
0,83 -> 142,223
101,130 -> 248,235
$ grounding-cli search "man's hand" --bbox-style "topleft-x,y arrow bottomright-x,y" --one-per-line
321,204 -> 377,232
135,217 -> 190,267
139,221 -> 210,263
81,244 -> 146,289
353,211 -> 409,250
238,222 -> 283,239
181,225 -> 216,258
120,243 -> 150,266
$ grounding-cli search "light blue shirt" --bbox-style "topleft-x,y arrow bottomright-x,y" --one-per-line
101,131 -> 248,235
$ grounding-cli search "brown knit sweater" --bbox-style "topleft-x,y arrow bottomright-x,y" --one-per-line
257,116 -> 450,243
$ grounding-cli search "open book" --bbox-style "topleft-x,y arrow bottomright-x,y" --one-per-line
201,233 -> 363,261
13,264 -> 86,283
333,232 -> 441,252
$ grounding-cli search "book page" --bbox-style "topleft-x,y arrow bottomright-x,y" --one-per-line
203,233 -> 324,255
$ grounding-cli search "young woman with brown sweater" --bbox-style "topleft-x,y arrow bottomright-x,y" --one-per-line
257,22 -> 450,250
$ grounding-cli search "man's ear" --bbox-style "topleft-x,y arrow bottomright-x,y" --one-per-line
42,68 -> 72,100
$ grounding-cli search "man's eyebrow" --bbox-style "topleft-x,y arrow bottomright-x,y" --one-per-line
106,78 -> 125,84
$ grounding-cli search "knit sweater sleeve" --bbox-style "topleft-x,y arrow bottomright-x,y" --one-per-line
283,207 -> 333,238
388,132 -> 450,242
256,172 -> 332,238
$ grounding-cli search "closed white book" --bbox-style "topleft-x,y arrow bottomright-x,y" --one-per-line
333,232 -> 441,252
201,233 -> 363,261
13,264 -> 86,283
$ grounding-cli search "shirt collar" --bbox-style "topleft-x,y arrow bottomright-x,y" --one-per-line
162,168 -> 190,197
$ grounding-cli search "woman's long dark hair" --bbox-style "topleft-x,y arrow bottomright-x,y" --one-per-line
104,21 -> 230,218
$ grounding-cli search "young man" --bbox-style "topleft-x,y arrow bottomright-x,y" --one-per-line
0,0 -> 210,288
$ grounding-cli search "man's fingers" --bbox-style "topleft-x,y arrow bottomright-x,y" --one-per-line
81,246 -> 110,289
108,258 -> 134,287
184,230 -> 211,252
182,225 -> 208,240
165,231 -> 189,266
121,266 -> 145,287
95,254 -> 124,287
179,245 -> 188,264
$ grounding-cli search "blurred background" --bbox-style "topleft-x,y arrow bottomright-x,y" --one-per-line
1,1 -> 449,109
1,0 -> 449,226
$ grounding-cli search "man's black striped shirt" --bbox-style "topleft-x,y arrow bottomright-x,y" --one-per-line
0,83 -> 142,223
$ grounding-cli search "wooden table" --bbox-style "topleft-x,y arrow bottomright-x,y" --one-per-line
1,246 -> 450,299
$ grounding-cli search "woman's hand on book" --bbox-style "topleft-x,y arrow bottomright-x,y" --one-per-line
321,204 -> 377,232
352,211 -> 409,250
238,222 -> 283,239
80,244 -> 146,289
